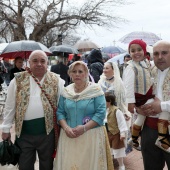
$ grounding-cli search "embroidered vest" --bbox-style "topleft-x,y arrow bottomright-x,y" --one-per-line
15,71 -> 59,137
128,60 -> 153,95
107,105 -> 119,135
152,67 -> 170,101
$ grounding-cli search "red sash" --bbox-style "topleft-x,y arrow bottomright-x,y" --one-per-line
145,117 -> 158,130
135,87 -> 155,107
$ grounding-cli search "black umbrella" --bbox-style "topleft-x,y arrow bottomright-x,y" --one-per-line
49,45 -> 78,55
0,40 -> 51,59
0,140 -> 21,166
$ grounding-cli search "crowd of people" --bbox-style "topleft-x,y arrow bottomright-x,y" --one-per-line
0,57 -> 25,88
0,39 -> 170,170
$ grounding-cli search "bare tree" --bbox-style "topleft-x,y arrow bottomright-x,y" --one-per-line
41,27 -> 81,47
62,34 -> 81,47
0,0 -> 128,44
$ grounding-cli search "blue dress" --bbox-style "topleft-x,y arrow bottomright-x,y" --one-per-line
54,83 -> 114,170
57,95 -> 106,128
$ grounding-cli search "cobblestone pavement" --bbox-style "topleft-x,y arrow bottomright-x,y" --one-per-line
114,149 -> 168,170
0,122 -> 168,170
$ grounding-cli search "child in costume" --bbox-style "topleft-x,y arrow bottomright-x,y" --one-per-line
104,91 -> 128,170
123,39 -> 170,153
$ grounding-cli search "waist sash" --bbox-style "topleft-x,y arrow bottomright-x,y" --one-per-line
144,117 -> 158,130
135,87 -> 155,107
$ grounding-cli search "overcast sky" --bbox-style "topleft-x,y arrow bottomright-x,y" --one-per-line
75,0 -> 170,49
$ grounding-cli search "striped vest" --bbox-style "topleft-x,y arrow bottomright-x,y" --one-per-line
128,60 -> 153,95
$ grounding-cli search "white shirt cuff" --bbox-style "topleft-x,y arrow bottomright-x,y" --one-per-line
120,132 -> 126,137
161,101 -> 169,112
1,128 -> 11,133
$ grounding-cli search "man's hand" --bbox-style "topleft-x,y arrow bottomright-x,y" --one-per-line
2,132 -> 11,141
136,97 -> 161,116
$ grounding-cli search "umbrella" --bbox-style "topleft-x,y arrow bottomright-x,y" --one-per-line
0,40 -> 51,59
49,45 -> 78,55
0,43 -> 9,55
74,40 -> 100,53
102,52 -> 110,61
101,46 -> 125,58
0,140 -> 21,166
119,31 -> 162,46
107,52 -> 129,65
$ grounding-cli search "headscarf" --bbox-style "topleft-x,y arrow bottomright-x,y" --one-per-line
106,62 -> 126,111
128,39 -> 147,55
99,62 -> 131,118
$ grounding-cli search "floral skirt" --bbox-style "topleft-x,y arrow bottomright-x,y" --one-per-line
53,126 -> 114,170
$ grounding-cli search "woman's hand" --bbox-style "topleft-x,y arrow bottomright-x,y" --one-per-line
72,125 -> 85,137
64,126 -> 77,138
128,103 -> 135,113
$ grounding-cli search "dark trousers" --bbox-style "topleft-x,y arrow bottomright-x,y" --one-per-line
141,125 -> 170,170
16,131 -> 55,170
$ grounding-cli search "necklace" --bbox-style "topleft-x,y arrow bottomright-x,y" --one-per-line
74,83 -> 87,92
106,76 -> 114,81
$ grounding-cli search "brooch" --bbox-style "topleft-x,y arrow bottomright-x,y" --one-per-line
83,116 -> 91,125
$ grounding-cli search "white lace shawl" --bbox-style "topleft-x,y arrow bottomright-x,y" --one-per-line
62,82 -> 104,101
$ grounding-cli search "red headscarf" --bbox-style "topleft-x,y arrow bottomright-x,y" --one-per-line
128,39 -> 147,56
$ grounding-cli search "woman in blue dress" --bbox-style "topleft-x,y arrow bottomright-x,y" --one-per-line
53,61 -> 113,170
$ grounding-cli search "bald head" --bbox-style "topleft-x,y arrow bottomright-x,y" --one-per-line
28,50 -> 48,79
29,50 -> 48,62
153,40 -> 170,70
153,40 -> 170,49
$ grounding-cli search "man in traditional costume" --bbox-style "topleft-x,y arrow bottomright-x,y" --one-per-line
1,50 -> 64,170
136,40 -> 170,170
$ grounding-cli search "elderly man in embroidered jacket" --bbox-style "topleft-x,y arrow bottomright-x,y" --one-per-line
1,50 -> 64,170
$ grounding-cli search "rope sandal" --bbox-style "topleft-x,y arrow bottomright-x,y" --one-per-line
130,135 -> 141,151
155,133 -> 170,153
132,135 -> 139,146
